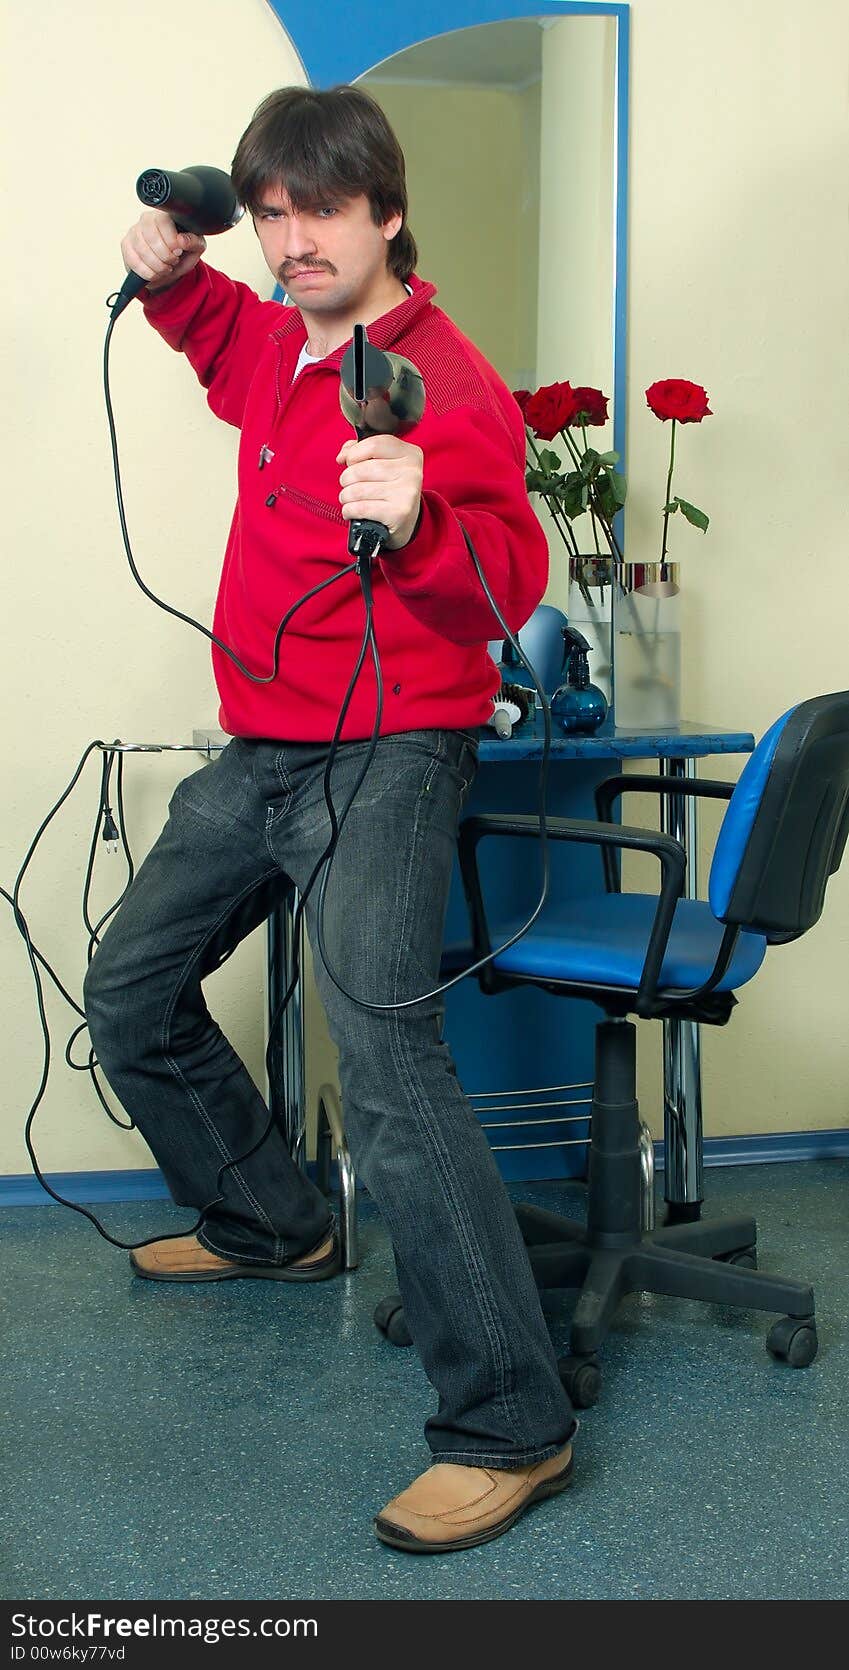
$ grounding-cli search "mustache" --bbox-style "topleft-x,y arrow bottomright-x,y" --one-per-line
278,260 -> 336,280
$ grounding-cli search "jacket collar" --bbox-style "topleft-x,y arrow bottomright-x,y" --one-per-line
270,271 -> 437,365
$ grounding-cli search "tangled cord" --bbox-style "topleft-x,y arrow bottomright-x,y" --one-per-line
1,305 -> 555,1248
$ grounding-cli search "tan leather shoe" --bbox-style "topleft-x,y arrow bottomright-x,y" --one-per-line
374,1442 -> 574,1553
129,1230 -> 339,1283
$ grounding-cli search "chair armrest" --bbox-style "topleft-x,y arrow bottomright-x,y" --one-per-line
593,775 -> 734,892
457,813 -> 686,1018
594,774 -> 734,820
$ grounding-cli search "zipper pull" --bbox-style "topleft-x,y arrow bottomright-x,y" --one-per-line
265,485 -> 283,508
258,444 -> 275,470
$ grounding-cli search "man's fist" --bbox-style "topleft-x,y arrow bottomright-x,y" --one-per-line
336,435 -> 424,551
120,209 -> 207,293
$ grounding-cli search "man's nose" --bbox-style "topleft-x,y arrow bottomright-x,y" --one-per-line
282,214 -> 317,258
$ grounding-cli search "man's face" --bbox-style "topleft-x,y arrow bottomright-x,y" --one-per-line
252,184 -> 402,316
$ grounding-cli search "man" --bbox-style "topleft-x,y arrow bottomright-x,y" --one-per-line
86,85 -> 576,1554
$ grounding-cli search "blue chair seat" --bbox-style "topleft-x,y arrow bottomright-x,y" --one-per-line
445,896 -> 768,994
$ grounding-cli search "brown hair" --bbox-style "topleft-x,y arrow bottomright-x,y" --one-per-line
231,85 -> 418,281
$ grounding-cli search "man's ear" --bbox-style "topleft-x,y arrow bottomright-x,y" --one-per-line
382,211 -> 403,243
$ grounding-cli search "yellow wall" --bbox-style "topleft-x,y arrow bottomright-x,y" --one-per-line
1,0 -> 847,1185
0,0 -> 312,1174
627,0 -> 848,1137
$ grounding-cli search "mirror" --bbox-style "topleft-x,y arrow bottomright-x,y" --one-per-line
362,18 -> 615,396
265,3 -> 628,611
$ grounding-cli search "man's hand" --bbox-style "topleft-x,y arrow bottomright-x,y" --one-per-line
336,436 -> 423,551
120,209 -> 207,294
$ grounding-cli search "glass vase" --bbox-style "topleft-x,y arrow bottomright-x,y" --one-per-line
568,554 -> 612,704
612,561 -> 681,730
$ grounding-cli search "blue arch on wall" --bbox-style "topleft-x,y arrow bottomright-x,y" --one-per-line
264,1 -> 630,470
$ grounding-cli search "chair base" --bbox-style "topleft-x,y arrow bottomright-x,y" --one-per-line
516,1202 -> 814,1357
516,1016 -> 816,1375
373,1019 -> 818,1391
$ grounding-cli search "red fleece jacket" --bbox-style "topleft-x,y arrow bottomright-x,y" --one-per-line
141,263 -> 548,741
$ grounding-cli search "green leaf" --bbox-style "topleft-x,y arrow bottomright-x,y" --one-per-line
675,497 -> 710,532
562,478 -> 587,519
608,470 -> 627,505
594,480 -> 618,519
579,449 -> 600,478
662,500 -> 680,515
598,451 -> 620,465
536,449 -> 562,474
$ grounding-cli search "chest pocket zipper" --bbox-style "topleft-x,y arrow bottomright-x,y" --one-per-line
264,482 -> 345,524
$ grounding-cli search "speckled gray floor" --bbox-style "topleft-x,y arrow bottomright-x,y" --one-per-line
2,1161 -> 847,1601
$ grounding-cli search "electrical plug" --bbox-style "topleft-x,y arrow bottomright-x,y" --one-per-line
101,807 -> 120,853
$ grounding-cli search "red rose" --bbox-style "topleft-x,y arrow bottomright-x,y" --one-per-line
570,386 -> 609,426
513,389 -> 532,416
645,380 -> 712,423
523,381 -> 582,440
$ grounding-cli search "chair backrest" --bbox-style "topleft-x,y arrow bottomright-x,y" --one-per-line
708,692 -> 849,942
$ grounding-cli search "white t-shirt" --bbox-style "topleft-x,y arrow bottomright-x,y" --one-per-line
292,284 -> 413,379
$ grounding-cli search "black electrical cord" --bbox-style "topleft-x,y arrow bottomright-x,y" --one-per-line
261,535 -> 386,1163
5,304 -> 555,1248
104,292 -> 553,1019
103,306 -> 358,683
313,524 -> 554,1013
3,748 -> 294,1248
2,676 -> 386,1243
3,740 -> 287,1245
2,742 -> 162,1244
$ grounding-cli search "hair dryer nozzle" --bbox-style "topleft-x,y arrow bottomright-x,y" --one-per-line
340,324 -> 425,437
111,165 -> 244,320
134,166 -> 244,237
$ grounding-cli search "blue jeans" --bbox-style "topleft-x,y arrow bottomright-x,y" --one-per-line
84,732 -> 576,1466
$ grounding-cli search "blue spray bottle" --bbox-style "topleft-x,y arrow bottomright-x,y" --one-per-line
551,626 -> 609,735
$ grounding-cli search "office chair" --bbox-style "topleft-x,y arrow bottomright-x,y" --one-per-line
374,692 -> 849,1407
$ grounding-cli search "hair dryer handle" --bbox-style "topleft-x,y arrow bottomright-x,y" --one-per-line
110,270 -> 147,320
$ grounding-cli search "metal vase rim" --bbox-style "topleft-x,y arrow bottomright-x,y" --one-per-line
616,560 -> 680,599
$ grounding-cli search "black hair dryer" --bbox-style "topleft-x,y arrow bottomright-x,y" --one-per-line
110,166 -> 244,319
339,324 -> 426,559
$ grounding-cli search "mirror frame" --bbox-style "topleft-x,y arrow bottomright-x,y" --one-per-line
264,1 -> 630,470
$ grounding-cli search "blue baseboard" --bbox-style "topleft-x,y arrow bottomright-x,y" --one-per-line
1,1128 -> 847,1206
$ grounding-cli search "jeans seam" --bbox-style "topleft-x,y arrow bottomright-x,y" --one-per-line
427,1444 -> 570,1467
389,1015 -> 522,1440
160,865 -> 283,1236
263,753 -> 294,844
387,740 -> 523,1442
264,804 -> 277,861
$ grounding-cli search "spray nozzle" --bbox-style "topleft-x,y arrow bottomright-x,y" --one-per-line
562,625 -> 591,655
561,625 -> 592,689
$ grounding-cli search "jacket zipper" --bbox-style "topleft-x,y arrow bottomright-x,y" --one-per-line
264,482 -> 345,524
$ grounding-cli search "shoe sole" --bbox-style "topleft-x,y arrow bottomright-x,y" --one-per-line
129,1244 -> 341,1284
373,1455 -> 574,1554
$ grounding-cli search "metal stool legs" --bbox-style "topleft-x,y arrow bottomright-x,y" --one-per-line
316,1083 -> 358,1270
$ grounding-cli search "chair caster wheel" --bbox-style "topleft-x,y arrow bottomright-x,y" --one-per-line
557,1354 -> 601,1408
373,1293 -> 413,1347
766,1315 -> 818,1367
716,1245 -> 757,1269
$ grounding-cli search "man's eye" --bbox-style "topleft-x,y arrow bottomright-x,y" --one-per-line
316,206 -> 338,219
